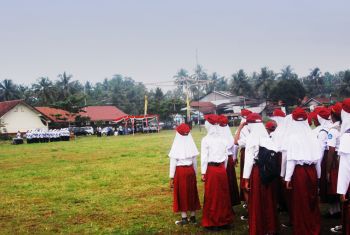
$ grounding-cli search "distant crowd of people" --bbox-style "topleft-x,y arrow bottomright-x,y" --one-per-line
169,98 -> 350,235
25,128 -> 70,143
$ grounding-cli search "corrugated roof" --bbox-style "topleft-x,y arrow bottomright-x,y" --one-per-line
80,106 -> 127,121
0,100 -> 23,117
35,107 -> 75,122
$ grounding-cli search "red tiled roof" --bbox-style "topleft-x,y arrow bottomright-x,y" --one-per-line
190,101 -> 215,107
79,106 -> 127,121
0,99 -> 23,117
35,107 -> 76,122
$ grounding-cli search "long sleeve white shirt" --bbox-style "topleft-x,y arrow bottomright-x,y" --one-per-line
284,159 -> 321,182
169,156 -> 197,178
201,135 -> 228,174
337,152 -> 350,195
237,126 -> 249,147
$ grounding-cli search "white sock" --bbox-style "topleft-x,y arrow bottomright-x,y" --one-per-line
181,212 -> 187,218
190,211 -> 195,217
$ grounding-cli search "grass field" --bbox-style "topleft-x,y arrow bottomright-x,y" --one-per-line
0,128 -> 340,234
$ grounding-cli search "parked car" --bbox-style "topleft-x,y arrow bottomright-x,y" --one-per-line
101,127 -> 114,136
81,126 -> 94,135
72,127 -> 89,136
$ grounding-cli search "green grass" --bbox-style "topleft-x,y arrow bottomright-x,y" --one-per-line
0,128 -> 337,234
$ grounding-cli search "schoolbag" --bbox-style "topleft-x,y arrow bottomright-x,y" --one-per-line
255,146 -> 279,185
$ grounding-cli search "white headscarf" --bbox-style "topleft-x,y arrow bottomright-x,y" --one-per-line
220,125 -> 234,152
339,110 -> 350,154
285,119 -> 323,161
246,122 -> 277,152
277,114 -> 293,152
317,115 -> 332,130
205,120 -> 219,136
168,132 -> 199,160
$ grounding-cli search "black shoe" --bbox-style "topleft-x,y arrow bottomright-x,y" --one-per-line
240,215 -> 248,221
189,216 -> 197,224
175,217 -> 188,226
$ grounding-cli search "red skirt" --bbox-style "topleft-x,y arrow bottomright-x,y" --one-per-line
248,165 -> 279,235
327,152 -> 339,196
343,189 -> 350,235
226,155 -> 241,206
290,165 -> 320,235
320,150 -> 329,203
239,148 -> 246,201
202,163 -> 234,227
173,166 -> 201,212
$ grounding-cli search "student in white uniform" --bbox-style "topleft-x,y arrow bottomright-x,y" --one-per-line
169,123 -> 201,226
201,114 -> 234,230
284,107 -> 323,235
234,109 -> 252,209
316,107 -> 333,203
242,113 -> 279,235
326,102 -> 342,232
218,115 -> 240,207
337,98 -> 350,235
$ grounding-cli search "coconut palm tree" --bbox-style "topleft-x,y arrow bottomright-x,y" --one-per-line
230,69 -> 253,96
32,77 -> 54,105
57,72 -> 73,99
255,67 -> 276,99
0,79 -> 19,101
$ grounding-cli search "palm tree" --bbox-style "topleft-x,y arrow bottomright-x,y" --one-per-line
57,72 -> 73,99
173,68 -> 189,88
0,79 -> 19,101
279,65 -> 298,80
255,67 -> 276,99
230,70 -> 253,96
32,77 -> 54,105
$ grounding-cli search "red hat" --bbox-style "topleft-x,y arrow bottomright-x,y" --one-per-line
246,113 -> 263,123
292,107 -> 307,121
265,121 -> 277,131
343,98 -> 350,113
331,102 -> 342,116
241,109 -> 252,118
176,123 -> 190,136
217,115 -> 229,127
272,109 -> 286,117
204,114 -> 218,125
317,107 -> 331,120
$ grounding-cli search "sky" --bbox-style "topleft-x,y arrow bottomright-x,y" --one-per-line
0,0 -> 349,90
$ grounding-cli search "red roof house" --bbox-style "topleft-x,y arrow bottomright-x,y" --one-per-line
79,106 -> 127,122
35,107 -> 76,122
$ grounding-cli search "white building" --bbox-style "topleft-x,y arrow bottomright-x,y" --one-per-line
0,100 -> 49,134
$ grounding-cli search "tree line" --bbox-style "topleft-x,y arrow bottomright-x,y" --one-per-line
1,66 -> 350,120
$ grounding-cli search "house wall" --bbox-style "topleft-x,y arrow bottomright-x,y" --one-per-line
1,104 -> 48,133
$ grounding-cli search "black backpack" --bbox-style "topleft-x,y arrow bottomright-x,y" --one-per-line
255,146 -> 279,185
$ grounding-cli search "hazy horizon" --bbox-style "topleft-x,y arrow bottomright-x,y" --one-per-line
1,0 -> 349,90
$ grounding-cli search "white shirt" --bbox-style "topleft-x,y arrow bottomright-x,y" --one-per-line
337,152 -> 350,195
169,157 -> 197,178
327,122 -> 341,151
201,135 -> 228,174
313,126 -> 329,151
237,126 -> 249,147
243,136 -> 277,179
